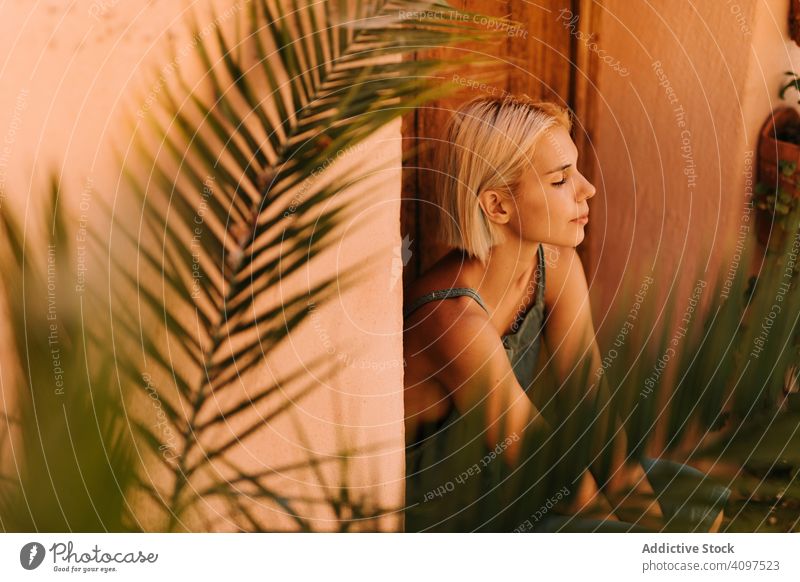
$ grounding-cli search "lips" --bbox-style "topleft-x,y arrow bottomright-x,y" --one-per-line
572,213 -> 589,222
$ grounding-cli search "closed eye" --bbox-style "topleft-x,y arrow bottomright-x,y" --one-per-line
552,178 -> 567,187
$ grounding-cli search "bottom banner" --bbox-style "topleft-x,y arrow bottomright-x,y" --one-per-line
0,533 -> 797,581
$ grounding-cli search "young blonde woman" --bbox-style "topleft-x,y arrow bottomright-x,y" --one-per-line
402,94 -> 730,532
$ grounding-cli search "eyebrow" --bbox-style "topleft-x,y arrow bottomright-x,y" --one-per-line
544,163 -> 572,175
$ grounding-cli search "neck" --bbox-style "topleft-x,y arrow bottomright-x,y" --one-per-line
469,237 -> 540,315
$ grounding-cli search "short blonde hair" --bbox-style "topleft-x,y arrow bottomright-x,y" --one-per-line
433,94 -> 572,262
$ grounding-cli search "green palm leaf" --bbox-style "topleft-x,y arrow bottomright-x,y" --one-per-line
107,0 -> 514,530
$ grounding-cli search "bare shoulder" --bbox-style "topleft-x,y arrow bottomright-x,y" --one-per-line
405,297 -> 516,411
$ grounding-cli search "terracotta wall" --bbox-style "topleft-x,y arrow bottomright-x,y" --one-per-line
586,0 -> 798,333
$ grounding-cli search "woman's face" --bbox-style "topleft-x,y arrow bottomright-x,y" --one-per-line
508,124 -> 597,247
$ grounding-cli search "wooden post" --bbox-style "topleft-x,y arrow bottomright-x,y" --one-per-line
790,0 -> 800,46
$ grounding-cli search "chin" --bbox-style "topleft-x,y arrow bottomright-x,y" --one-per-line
541,225 -> 585,248
569,226 -> 586,246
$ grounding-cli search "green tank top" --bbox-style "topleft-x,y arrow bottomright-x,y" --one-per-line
402,244 -> 546,531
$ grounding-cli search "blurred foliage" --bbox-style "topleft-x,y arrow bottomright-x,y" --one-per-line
405,159 -> 800,533
0,179 -> 139,531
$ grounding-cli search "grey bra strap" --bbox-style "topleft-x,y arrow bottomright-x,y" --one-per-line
403,287 -> 489,320
403,244 -> 544,320
536,243 -> 546,302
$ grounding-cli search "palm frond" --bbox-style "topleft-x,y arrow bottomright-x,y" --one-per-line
107,0 -> 513,530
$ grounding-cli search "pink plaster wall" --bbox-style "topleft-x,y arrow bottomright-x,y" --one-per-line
586,0 -> 794,336
0,0 -> 405,531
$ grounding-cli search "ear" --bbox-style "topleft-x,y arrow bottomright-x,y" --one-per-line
477,189 -> 511,225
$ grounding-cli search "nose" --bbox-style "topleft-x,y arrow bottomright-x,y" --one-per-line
576,172 -> 596,201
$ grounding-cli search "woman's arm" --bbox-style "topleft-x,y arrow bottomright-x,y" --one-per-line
419,298 -> 550,468
542,246 -> 656,505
